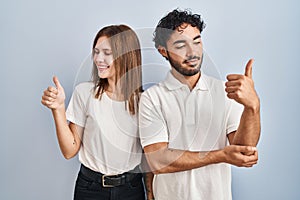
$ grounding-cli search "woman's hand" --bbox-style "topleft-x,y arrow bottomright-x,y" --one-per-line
41,76 -> 66,110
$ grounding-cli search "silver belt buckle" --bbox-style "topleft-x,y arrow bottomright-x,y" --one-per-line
102,174 -> 115,187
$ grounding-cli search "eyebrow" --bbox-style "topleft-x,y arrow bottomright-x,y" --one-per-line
94,47 -> 112,51
172,35 -> 201,45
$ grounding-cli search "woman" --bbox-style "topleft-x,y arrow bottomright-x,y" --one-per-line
41,24 -> 147,200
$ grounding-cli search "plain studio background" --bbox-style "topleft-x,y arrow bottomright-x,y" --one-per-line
1,0 -> 299,199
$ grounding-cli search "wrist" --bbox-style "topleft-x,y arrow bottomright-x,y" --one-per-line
201,150 -> 223,165
51,104 -> 66,114
211,149 -> 225,164
245,98 -> 260,113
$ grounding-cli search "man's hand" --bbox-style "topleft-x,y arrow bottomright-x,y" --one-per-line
222,145 -> 258,167
41,76 -> 66,110
225,59 -> 260,110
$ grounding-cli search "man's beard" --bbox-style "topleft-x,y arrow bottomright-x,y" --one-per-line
167,52 -> 203,76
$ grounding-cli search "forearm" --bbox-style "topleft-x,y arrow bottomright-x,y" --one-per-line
233,105 -> 261,146
143,172 -> 154,200
158,150 -> 223,174
144,142 -> 259,174
51,105 -> 80,159
145,144 -> 223,174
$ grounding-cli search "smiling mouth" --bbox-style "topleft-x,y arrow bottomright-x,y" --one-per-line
183,56 -> 201,65
98,65 -> 110,73
184,59 -> 200,66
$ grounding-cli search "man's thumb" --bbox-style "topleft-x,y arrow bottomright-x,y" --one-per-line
53,76 -> 62,89
245,59 -> 254,79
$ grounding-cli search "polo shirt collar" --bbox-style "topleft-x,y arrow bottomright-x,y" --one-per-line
162,71 -> 209,91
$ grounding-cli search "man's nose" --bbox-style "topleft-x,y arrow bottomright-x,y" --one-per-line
186,44 -> 194,57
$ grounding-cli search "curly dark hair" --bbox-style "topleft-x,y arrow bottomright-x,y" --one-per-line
153,9 -> 206,49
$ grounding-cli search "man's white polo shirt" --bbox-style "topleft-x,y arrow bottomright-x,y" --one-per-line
139,72 -> 243,200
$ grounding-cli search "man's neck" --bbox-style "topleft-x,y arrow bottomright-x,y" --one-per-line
171,69 -> 201,90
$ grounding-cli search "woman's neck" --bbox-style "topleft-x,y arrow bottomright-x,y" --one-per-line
105,79 -> 125,101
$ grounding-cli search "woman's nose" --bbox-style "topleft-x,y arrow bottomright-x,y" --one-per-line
95,52 -> 104,63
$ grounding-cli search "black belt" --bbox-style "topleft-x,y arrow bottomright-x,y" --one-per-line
80,164 -> 141,187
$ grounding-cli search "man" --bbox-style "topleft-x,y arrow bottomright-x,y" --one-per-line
139,9 -> 261,200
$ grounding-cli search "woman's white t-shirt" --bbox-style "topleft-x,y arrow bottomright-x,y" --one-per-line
66,82 -> 142,174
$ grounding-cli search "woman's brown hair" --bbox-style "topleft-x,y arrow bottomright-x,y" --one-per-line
91,24 -> 142,115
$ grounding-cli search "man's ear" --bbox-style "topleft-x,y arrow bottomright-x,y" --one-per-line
158,45 -> 168,59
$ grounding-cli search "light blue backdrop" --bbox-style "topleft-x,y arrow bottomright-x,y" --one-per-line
1,0 -> 299,199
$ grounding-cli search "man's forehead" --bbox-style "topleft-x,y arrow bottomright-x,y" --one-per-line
169,25 -> 201,42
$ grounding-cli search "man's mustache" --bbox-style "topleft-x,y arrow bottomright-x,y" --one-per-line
183,56 -> 201,64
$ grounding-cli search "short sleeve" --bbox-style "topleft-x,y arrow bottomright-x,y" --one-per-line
139,92 -> 169,147
226,99 -> 243,134
66,86 -> 87,128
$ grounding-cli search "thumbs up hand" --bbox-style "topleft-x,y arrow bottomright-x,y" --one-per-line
41,76 -> 66,110
225,59 -> 260,109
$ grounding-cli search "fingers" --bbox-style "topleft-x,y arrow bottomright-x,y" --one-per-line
239,145 -> 257,154
225,79 -> 242,87
43,87 -> 58,100
226,74 -> 244,81
239,146 -> 258,167
226,145 -> 258,167
244,59 -> 254,79
45,86 -> 58,95
225,79 -> 243,99
41,97 -> 53,108
242,153 -> 258,167
243,153 -> 258,167
225,84 -> 239,93
244,160 -> 258,168
41,86 -> 58,108
41,92 -> 55,103
53,76 -> 62,89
